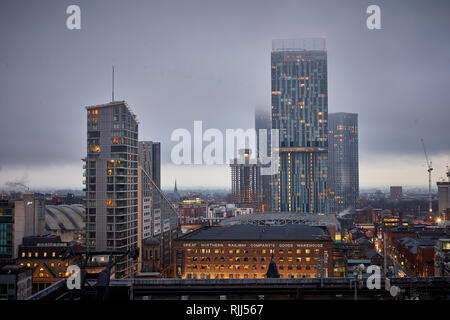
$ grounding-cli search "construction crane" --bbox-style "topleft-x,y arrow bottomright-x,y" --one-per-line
420,138 -> 433,213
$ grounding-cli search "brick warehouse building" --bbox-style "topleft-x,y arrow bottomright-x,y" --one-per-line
174,224 -> 334,279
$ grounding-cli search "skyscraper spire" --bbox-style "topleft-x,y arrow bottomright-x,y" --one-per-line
173,179 -> 180,201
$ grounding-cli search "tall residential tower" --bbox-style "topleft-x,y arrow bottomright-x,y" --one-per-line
271,39 -> 328,213
255,106 -> 272,212
230,149 -> 262,210
328,112 -> 359,214
85,101 -> 139,278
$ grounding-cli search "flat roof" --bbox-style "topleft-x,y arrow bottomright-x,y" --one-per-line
85,100 -> 138,121
85,100 -> 127,110
177,224 -> 332,241
220,212 -> 341,231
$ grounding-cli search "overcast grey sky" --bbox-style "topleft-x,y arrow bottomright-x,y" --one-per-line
0,0 -> 449,189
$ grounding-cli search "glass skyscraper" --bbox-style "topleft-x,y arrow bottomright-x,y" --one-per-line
255,106 -> 272,212
328,113 -> 359,214
271,39 -> 328,214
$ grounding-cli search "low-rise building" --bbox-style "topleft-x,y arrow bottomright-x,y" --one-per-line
16,235 -> 81,293
0,265 -> 32,300
174,224 -> 334,280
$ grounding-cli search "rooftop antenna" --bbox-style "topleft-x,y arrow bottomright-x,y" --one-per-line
112,66 -> 115,102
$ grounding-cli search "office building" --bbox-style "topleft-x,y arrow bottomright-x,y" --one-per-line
328,113 -> 359,213
390,186 -> 403,201
230,149 -> 262,211
0,195 -> 46,261
271,38 -> 328,213
139,141 -> 161,189
0,200 -> 14,260
84,101 -> 139,278
437,168 -> 450,219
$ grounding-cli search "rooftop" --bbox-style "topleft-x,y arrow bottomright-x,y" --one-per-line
46,204 -> 85,231
176,224 -> 332,241
272,38 -> 326,52
85,100 -> 138,121
220,212 -> 341,231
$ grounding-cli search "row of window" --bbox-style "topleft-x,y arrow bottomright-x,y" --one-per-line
185,264 -> 314,271
185,273 -> 314,279
20,251 -> 58,258
189,256 -> 316,263
186,248 -> 320,255
19,262 -> 69,268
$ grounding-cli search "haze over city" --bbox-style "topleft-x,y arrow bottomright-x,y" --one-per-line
1,0 -> 450,190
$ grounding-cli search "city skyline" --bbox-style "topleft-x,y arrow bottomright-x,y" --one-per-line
1,0 -> 450,190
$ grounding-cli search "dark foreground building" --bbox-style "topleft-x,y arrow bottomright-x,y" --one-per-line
173,224 -> 334,280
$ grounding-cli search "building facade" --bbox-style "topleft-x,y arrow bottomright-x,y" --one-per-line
138,166 -> 179,275
0,195 -> 46,261
390,186 -> 403,201
328,112 -> 359,214
0,200 -> 14,260
0,265 -> 32,300
138,141 -> 161,189
174,224 -> 334,279
16,235 -> 80,293
255,106 -> 272,212
177,198 -> 208,226
271,39 -> 328,213
437,169 -> 450,217
84,101 -> 139,278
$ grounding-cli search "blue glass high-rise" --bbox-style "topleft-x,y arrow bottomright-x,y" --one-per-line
271,39 -> 328,214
